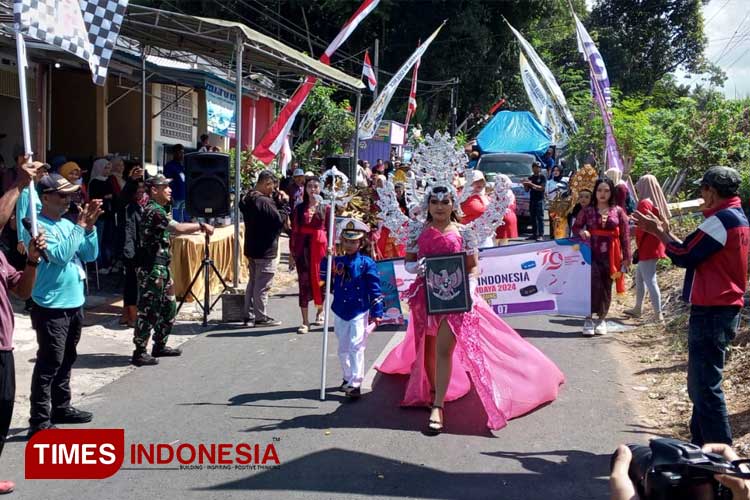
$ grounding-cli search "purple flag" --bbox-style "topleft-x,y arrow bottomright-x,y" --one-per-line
573,12 -> 625,172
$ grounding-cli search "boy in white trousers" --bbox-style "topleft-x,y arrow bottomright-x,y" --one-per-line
324,218 -> 383,398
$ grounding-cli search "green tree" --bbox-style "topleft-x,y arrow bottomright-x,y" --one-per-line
588,0 -> 708,94
293,83 -> 355,161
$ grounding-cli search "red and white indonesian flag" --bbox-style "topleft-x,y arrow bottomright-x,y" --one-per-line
359,22 -> 444,141
404,50 -> 420,129
279,134 -> 292,175
252,0 -> 379,164
362,50 -> 377,91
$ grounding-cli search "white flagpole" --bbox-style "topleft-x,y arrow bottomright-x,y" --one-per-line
319,168 -> 341,401
15,31 -> 38,237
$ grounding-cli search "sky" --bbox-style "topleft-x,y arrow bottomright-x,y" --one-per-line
696,0 -> 750,98
584,0 -> 750,99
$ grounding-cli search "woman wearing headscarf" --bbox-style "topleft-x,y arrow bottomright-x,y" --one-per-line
625,175 -> 671,323
605,168 -> 630,213
58,161 -> 88,222
88,158 -> 115,273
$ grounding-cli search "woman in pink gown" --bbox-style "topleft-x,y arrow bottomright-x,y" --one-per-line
377,186 -> 565,433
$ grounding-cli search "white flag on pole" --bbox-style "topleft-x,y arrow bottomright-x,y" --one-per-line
519,52 -> 568,146
359,22 -> 445,140
506,19 -> 577,135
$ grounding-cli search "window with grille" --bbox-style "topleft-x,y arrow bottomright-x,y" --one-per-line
159,85 -> 192,142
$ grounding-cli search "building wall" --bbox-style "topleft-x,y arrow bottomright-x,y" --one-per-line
107,77 -> 152,161
0,63 -> 38,165
232,95 -> 275,152
151,83 -> 198,167
50,69 -> 97,162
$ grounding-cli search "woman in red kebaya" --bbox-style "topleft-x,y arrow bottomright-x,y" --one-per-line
625,174 -> 671,323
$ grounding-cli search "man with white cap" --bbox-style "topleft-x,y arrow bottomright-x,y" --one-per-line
286,168 -> 306,210
322,218 -> 384,398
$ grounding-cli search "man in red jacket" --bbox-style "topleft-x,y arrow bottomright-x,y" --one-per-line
634,166 -> 749,446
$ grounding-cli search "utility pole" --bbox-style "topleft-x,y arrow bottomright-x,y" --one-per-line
450,77 -> 459,135
373,38 -> 379,99
453,77 -> 460,135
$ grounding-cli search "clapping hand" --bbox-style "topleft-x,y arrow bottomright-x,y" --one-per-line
631,210 -> 664,235
77,200 -> 104,230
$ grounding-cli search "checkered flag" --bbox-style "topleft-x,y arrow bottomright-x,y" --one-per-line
14,0 -> 128,86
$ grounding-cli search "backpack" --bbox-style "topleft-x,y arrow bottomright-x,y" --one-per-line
625,190 -> 636,215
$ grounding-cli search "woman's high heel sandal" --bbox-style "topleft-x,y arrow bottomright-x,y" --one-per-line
427,405 -> 444,435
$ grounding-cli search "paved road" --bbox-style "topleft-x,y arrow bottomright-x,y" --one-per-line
2,291 -> 640,500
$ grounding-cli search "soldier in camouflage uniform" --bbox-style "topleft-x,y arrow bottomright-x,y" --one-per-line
132,174 -> 213,366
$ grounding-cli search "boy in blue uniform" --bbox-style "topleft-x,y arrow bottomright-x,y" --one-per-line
324,218 -> 384,398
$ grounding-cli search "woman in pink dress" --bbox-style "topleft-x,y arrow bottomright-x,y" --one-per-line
377,185 -> 565,433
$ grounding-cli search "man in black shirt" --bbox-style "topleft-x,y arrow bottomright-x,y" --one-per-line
523,161 -> 547,241
239,170 -> 290,327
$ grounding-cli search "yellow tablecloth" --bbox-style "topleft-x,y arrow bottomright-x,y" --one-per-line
171,224 -> 248,301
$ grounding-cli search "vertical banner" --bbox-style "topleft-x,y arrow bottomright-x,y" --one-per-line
573,12 -> 625,173
359,22 -> 444,140
375,260 -> 405,324
519,52 -> 568,147
505,19 -> 577,135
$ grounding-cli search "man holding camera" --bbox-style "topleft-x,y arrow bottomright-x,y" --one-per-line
634,166 -> 749,447
132,174 -> 214,367
611,442 -> 750,500
240,170 -> 289,328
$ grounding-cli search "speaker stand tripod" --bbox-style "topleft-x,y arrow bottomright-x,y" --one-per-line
176,231 -> 230,327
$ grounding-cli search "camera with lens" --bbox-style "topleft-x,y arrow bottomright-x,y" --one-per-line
615,438 -> 750,499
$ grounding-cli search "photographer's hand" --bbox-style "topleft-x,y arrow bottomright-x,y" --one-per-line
610,445 -> 640,500
703,443 -> 750,500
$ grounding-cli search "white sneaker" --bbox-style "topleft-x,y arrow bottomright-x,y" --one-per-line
582,318 -> 595,337
595,320 -> 608,336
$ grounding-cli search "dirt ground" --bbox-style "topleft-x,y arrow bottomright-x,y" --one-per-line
605,265 -> 750,455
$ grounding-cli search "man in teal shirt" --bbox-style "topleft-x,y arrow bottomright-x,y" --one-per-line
23,174 -> 103,436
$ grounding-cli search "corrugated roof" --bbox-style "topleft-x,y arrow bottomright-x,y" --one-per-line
122,5 -> 364,91
0,3 -> 364,91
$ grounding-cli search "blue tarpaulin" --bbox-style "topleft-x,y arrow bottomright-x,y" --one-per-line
477,111 -> 551,156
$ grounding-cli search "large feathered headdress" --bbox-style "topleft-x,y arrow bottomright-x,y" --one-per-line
376,132 -> 513,250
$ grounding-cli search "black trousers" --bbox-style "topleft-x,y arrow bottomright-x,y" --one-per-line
0,351 -> 14,457
123,259 -> 139,306
29,305 -> 83,425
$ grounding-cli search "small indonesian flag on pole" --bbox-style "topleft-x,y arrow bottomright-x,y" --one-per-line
404,41 -> 420,129
362,49 -> 377,91
252,0 -> 380,165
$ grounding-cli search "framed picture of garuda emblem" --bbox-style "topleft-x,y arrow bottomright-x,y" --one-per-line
424,253 -> 472,315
